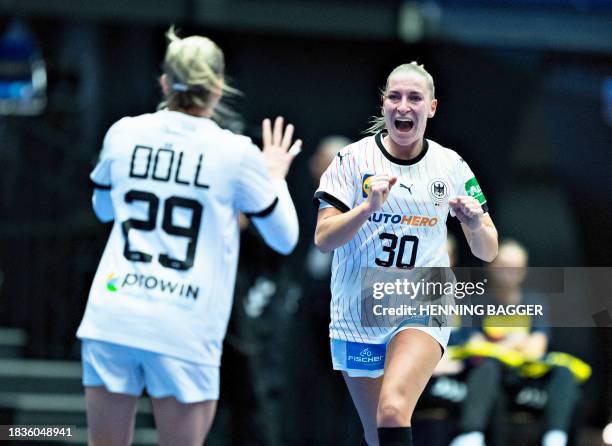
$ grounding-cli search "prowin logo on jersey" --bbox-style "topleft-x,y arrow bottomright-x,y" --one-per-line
368,212 -> 438,227
105,272 -> 200,300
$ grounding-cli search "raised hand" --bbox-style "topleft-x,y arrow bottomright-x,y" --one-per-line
448,196 -> 484,230
365,174 -> 397,213
261,116 -> 302,180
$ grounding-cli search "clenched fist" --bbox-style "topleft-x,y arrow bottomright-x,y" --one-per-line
365,174 -> 397,213
449,196 -> 484,230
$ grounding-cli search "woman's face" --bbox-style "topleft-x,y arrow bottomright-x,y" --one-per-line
382,70 -> 437,149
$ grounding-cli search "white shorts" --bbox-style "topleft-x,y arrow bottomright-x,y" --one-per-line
81,339 -> 219,403
331,326 -> 451,378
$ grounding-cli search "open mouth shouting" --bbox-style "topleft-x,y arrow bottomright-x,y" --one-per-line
394,117 -> 414,132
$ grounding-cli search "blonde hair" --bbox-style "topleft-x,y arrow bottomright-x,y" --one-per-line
158,27 -> 241,125
364,61 -> 436,134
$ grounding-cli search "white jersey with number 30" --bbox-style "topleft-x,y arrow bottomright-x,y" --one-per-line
77,110 -> 278,365
314,132 -> 488,343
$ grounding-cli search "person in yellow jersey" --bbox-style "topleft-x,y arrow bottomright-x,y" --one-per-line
450,240 -> 580,446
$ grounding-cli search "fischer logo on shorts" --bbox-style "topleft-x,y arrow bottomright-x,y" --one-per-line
465,177 -> 486,204
362,173 -> 374,198
346,341 -> 385,370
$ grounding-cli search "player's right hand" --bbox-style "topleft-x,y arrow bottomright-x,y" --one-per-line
262,116 -> 302,180
365,174 -> 397,213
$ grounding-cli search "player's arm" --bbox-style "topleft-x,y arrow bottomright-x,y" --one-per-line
89,121 -> 124,223
315,175 -> 396,253
450,196 -> 498,262
314,205 -> 370,253
249,179 -> 299,255
91,187 -> 114,222
247,117 -> 302,255
90,151 -> 114,223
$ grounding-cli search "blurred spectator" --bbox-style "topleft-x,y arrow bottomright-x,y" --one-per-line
218,135 -> 360,446
304,136 -> 352,282
283,135 -> 362,446
215,217 -> 301,446
449,240 -> 582,446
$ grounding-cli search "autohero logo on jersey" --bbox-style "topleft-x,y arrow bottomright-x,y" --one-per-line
105,271 -> 199,302
346,342 -> 385,370
368,212 -> 438,227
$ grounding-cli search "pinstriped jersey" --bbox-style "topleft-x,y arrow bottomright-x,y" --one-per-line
314,132 -> 488,343
77,110 -> 278,365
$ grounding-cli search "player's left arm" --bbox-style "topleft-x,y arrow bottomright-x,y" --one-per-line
237,117 -> 302,255
450,196 -> 498,262
89,120 -> 125,223
91,187 -> 114,222
450,156 -> 498,262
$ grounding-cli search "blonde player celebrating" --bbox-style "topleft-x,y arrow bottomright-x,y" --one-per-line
77,28 -> 301,446
314,62 -> 498,446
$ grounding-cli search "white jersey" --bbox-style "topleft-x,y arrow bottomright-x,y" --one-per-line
77,110 -> 279,366
314,132 -> 488,343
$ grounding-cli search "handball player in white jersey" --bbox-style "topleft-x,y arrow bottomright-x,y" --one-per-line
77,28 -> 301,446
314,62 -> 498,446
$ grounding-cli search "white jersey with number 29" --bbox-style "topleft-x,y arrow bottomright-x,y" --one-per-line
314,132 -> 488,344
77,110 -> 279,366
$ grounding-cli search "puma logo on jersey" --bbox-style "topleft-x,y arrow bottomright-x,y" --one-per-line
336,151 -> 350,165
399,183 -> 414,194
